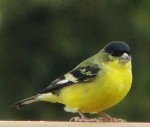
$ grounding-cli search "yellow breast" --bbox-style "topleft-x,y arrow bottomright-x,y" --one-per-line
59,60 -> 132,113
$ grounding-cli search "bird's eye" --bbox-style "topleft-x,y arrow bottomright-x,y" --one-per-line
111,51 -> 130,57
110,51 -> 124,57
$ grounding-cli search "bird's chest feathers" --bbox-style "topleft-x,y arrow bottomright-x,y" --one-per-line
60,61 -> 132,112
99,61 -> 132,101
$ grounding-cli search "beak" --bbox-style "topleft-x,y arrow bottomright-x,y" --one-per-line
119,53 -> 131,63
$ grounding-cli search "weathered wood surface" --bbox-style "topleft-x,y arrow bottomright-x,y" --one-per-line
0,121 -> 149,127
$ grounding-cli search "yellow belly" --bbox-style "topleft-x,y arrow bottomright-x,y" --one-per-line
59,62 -> 132,113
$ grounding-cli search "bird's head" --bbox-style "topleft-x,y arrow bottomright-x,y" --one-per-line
100,41 -> 131,67
104,41 -> 131,64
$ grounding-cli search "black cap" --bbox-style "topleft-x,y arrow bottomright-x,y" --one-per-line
104,41 -> 130,57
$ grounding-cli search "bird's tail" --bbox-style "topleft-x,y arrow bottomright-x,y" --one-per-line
12,95 -> 39,109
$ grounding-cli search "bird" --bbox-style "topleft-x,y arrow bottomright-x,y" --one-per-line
12,41 -> 132,122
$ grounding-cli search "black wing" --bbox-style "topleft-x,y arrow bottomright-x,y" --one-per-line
40,64 -> 100,94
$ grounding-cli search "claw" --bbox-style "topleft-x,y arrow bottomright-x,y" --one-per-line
70,111 -> 127,122
70,111 -> 104,122
99,112 -> 127,122
70,116 -> 104,122
70,111 -> 88,122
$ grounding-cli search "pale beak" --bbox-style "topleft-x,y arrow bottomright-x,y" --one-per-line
119,53 -> 131,63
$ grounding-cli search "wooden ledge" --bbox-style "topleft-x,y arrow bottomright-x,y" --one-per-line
0,121 -> 149,127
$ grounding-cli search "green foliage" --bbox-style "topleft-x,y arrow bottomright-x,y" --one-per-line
0,0 -> 149,121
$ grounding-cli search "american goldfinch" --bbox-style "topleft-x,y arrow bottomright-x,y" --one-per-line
13,41 -> 132,122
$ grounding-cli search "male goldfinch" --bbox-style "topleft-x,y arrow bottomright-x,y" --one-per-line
13,41 -> 132,122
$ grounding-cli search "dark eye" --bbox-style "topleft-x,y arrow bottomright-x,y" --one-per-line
111,51 -> 130,57
110,51 -> 124,57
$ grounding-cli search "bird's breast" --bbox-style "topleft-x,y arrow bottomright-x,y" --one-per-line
59,63 -> 132,113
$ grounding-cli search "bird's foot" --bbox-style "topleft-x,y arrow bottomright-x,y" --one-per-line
70,111 -> 126,122
99,112 -> 127,123
70,111 -> 104,122
70,116 -> 104,122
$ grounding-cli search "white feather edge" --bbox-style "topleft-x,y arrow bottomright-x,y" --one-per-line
64,106 -> 79,113
55,73 -> 78,85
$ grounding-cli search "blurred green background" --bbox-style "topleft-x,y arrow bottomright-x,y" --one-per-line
0,0 -> 149,122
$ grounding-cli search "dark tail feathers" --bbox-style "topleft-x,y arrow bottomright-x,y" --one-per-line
12,95 -> 38,109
